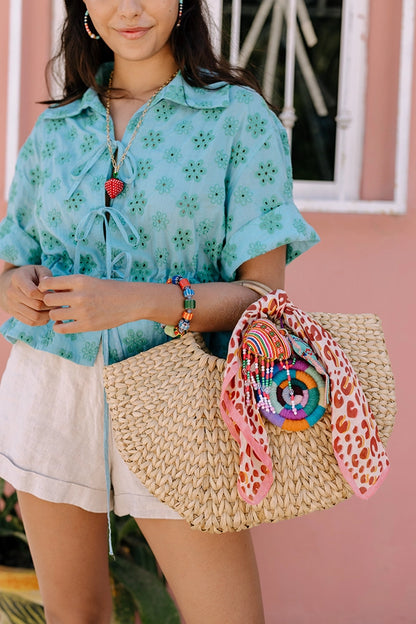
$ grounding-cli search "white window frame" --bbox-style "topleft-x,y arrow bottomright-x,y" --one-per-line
208,0 -> 415,215
5,0 -> 23,203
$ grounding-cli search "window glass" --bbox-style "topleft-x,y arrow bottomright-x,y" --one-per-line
222,0 -> 343,181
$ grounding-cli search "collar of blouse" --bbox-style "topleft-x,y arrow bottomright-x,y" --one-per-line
46,63 -> 232,123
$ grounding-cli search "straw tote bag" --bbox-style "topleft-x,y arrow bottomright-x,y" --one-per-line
103,283 -> 396,533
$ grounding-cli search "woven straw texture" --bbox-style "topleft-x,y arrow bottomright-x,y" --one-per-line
104,313 -> 396,533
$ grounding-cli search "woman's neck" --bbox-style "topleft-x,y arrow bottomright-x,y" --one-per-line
112,52 -> 178,101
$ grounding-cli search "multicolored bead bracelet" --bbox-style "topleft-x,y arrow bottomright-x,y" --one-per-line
163,275 -> 196,337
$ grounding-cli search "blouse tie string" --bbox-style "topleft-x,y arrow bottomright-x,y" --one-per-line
73,203 -> 140,556
73,205 -> 140,280
66,145 -> 137,201
220,290 -> 390,506
66,145 -> 107,201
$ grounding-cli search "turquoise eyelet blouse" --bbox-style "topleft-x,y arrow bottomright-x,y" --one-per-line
0,65 -> 319,365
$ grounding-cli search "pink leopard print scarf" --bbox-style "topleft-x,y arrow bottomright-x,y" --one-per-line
220,290 -> 390,505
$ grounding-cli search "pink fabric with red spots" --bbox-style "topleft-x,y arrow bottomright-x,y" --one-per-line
220,290 -> 390,505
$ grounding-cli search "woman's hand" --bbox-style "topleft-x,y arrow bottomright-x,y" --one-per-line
39,274 -> 135,334
0,264 -> 53,326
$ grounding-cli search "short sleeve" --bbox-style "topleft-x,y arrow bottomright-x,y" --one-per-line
220,100 -> 319,281
0,128 -> 42,266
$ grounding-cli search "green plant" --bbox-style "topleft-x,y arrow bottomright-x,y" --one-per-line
0,592 -> 44,624
0,479 -> 32,568
0,479 -> 181,624
110,515 -> 181,624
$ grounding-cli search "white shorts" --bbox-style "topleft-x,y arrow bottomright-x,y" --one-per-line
0,341 -> 180,519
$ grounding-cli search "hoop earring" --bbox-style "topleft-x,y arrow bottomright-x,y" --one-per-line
84,10 -> 101,40
176,0 -> 183,28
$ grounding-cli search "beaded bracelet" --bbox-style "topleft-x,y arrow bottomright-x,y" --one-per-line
163,275 -> 196,337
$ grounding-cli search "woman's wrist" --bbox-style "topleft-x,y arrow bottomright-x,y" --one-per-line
0,270 -> 12,313
120,280 -> 183,327
120,280 -> 255,333
162,276 -> 196,337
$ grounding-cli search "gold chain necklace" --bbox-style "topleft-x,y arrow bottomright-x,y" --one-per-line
104,69 -> 179,199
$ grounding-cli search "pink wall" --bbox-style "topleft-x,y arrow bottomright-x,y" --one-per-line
0,2 -> 12,370
0,1 -> 414,622
0,2 -> 10,221
362,0 -> 401,200
19,1 -> 51,143
252,2 -> 415,622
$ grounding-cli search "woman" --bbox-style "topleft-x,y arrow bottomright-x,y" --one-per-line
0,1 -> 318,622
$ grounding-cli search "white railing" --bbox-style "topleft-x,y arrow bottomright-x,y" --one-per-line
206,0 -> 223,53
50,0 -> 66,99
235,0 -> 324,142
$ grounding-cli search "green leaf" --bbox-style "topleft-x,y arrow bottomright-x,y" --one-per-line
0,491 -> 19,521
110,558 -> 180,624
0,530 -> 28,544
112,581 -> 137,624
0,592 -> 45,623
110,515 -> 131,551
115,516 -> 139,543
125,541 -> 159,578
110,515 -> 160,578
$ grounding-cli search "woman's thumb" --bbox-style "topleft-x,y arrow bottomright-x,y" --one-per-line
35,265 -> 53,283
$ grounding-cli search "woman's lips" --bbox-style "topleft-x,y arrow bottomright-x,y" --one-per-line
116,27 -> 150,40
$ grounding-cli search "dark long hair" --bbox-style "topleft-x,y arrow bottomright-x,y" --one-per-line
46,0 -> 267,106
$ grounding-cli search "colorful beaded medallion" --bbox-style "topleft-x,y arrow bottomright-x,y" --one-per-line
242,318 -> 329,430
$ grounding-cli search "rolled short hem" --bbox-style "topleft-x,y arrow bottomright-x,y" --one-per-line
0,453 -> 109,513
0,453 -> 181,520
114,492 -> 181,520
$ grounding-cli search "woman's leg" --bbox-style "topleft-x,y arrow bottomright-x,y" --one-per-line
17,492 -> 112,624
136,518 -> 265,624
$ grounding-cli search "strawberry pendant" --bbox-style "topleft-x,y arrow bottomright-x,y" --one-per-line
105,176 -> 124,199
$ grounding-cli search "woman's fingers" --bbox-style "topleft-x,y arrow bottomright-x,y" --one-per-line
42,291 -> 74,308
12,266 -> 49,300
9,287 -> 52,312
12,303 -> 51,326
7,265 -> 53,307
39,274 -> 132,333
48,306 -> 74,322
34,265 -> 53,283
38,274 -> 86,293
0,265 -> 54,326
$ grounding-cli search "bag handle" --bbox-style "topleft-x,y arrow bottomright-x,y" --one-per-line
233,279 -> 273,298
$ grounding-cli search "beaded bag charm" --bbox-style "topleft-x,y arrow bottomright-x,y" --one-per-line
242,318 -> 291,409
242,318 -> 329,431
